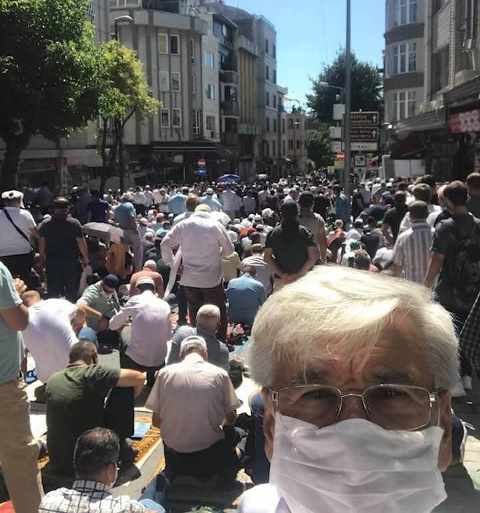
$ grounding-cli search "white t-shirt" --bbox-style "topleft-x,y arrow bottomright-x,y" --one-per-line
239,484 -> 290,513
22,299 -> 78,383
0,207 -> 36,256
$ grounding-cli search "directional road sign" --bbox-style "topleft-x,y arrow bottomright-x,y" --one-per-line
350,112 -> 380,126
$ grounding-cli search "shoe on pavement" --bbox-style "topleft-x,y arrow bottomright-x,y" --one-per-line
462,376 -> 473,391
451,382 -> 467,398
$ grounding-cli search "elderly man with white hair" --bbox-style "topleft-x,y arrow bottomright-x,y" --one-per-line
239,266 -> 459,513
129,259 -> 164,297
146,335 -> 241,481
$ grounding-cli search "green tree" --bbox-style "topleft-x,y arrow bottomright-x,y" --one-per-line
306,126 -> 334,169
0,0 -> 102,188
97,41 -> 159,192
307,50 -> 382,123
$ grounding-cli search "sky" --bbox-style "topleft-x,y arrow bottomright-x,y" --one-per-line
229,0 -> 385,108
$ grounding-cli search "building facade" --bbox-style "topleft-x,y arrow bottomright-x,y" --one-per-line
286,110 -> 307,174
386,0 -> 480,179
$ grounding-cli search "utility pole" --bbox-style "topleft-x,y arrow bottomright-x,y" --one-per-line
344,0 -> 352,197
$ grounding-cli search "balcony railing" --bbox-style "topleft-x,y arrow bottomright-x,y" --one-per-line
221,101 -> 240,117
220,70 -> 239,85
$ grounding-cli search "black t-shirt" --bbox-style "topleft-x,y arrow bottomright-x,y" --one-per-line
361,231 -> 381,259
364,204 -> 388,223
265,224 -> 316,275
383,205 -> 408,241
314,195 -> 331,219
45,365 -> 120,476
432,213 -> 480,313
38,216 -> 83,260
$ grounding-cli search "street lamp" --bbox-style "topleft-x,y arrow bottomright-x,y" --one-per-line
318,82 -> 345,103
112,15 -> 134,41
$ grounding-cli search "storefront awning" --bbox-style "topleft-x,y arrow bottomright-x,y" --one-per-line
395,108 -> 447,134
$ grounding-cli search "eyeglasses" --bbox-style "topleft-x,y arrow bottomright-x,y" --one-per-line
270,384 -> 438,431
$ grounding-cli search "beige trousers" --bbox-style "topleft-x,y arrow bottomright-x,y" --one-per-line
0,380 -> 43,513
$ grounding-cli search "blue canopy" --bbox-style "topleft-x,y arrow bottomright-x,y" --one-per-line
217,174 -> 240,183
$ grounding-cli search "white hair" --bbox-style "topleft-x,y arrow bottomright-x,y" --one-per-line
249,266 -> 459,391
196,304 -> 221,328
143,260 -> 157,271
180,335 -> 208,359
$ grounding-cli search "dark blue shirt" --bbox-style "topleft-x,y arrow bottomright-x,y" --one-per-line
88,199 -> 109,223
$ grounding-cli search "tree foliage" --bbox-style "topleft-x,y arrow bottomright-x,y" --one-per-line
0,0 -> 102,187
97,41 -> 159,192
306,126 -> 334,169
307,51 -> 382,123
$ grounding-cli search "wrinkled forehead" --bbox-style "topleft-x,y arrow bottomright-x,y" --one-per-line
272,324 -> 432,390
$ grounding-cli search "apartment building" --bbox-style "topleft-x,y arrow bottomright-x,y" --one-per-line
384,0 -> 425,125
286,110 -> 307,174
386,0 -> 480,178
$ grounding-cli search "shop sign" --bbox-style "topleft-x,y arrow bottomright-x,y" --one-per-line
449,109 -> 480,134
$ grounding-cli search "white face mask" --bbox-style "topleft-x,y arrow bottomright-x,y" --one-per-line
270,414 -> 446,513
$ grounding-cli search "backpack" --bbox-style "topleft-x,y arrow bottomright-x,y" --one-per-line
444,217 -> 480,313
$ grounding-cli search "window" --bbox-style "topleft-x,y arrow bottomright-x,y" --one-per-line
282,140 -> 286,155
170,35 -> 180,55
288,118 -> 294,129
390,42 -> 416,75
273,95 -> 277,109
393,90 -> 408,122
206,115 -> 216,131
408,42 -> 416,72
266,65 -> 270,81
172,108 -> 182,128
296,139 -> 301,150
264,140 -> 269,157
159,70 -> 169,91
273,69 -> 277,84
171,72 -> 181,92
192,73 -> 197,94
206,52 -> 215,69
396,0 -> 417,25
190,39 -> 195,63
266,92 -> 270,106
193,110 -> 201,135
282,119 -> 286,134
207,84 -> 216,100
272,140 -> 276,157
160,109 -> 170,127
432,46 -> 450,93
407,90 -> 416,117
158,33 -> 168,54
273,44 -> 277,59
266,117 -> 270,132
288,139 -> 294,151
265,39 -> 269,54
273,119 -> 277,133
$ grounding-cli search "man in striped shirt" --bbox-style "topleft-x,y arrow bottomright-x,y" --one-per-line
392,201 -> 433,283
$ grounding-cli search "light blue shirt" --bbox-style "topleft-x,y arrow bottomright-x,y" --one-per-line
114,202 -> 136,229
201,195 -> 223,212
168,193 -> 187,216
0,262 -> 23,384
226,274 -> 265,326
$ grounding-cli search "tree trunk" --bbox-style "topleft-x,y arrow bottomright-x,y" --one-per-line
99,118 -> 108,194
118,121 -> 125,193
1,136 -> 28,189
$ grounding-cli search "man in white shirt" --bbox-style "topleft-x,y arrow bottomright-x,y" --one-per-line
242,244 -> 273,296
146,336 -> 241,481
161,195 -> 234,341
201,188 -> 223,212
221,186 -> 242,219
22,291 -> 78,384
109,277 -> 171,385
0,190 -> 36,286
399,183 -> 442,233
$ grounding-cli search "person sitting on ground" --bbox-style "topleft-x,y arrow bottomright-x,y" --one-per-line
146,336 -> 241,482
39,427 -> 164,513
129,259 -> 164,297
226,265 -> 265,328
109,277 -> 172,386
167,304 -> 230,371
43,341 -> 145,491
242,244 -> 273,296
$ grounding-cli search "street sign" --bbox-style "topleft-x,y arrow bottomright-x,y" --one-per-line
354,155 -> 366,167
350,127 -> 379,142
333,104 -> 346,121
330,141 -> 343,153
351,142 -> 378,151
350,111 -> 380,126
197,159 -> 206,167
329,126 -> 342,139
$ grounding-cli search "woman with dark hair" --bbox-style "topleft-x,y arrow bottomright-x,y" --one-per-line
263,201 -> 319,289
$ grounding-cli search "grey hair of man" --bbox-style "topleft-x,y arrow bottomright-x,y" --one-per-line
409,201 -> 429,222
248,266 -> 459,391
196,305 -> 220,333
180,335 -> 208,360
73,428 -> 119,480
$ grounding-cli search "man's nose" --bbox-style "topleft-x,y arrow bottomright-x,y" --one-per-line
337,394 -> 369,421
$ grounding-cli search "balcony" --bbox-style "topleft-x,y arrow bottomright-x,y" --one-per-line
220,70 -> 239,85
221,100 -> 240,117
238,35 -> 258,56
222,133 -> 239,147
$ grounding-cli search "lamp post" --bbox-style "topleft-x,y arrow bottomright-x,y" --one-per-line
112,15 -> 134,41
344,0 -> 352,197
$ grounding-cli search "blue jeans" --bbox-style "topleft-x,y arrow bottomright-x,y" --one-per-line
140,499 -> 165,513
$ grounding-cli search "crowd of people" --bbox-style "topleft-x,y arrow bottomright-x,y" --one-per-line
1,170 -> 480,513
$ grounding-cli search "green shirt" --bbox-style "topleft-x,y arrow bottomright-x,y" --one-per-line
0,262 -> 23,384
77,282 -> 120,332
46,364 -> 120,476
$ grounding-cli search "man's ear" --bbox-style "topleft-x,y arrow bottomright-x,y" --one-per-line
437,391 -> 452,472
262,387 -> 276,461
